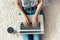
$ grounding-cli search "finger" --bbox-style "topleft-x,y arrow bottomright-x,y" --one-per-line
24,22 -> 26,26
26,20 -> 28,26
27,20 -> 30,25
24,20 -> 28,26
25,20 -> 30,27
32,22 -> 38,27
32,22 -> 36,26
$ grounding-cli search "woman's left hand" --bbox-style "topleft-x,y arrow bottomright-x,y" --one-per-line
32,15 -> 39,27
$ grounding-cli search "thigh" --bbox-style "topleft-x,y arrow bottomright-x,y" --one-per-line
18,9 -> 44,15
28,34 -> 33,40
34,34 -> 42,40
24,9 -> 36,15
22,34 -> 29,40
22,34 -> 33,40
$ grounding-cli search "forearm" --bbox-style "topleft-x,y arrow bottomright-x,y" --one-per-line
16,0 -> 27,17
34,1 -> 43,17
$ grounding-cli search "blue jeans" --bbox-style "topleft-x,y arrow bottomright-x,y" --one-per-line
18,8 -> 44,15
23,34 -> 42,40
18,8 -> 44,40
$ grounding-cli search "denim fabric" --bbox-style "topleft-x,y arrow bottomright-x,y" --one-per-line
18,9 -> 44,15
23,34 -> 29,40
22,34 -> 42,40
34,34 -> 42,40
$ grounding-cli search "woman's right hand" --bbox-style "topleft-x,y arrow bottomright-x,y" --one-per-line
23,15 -> 30,27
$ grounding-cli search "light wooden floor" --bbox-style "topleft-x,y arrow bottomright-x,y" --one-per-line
43,0 -> 60,40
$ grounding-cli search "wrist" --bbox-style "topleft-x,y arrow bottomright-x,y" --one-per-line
22,13 -> 27,17
34,14 -> 38,17
35,12 -> 39,16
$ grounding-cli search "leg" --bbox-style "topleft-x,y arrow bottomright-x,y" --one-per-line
23,34 -> 29,40
34,34 -> 42,40
22,34 -> 33,40
28,34 -> 33,40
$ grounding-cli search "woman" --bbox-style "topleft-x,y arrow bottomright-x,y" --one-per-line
16,0 -> 44,40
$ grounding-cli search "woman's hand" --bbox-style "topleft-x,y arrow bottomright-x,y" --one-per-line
32,15 -> 39,27
23,15 -> 30,27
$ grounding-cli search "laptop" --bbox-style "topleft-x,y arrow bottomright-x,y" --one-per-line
19,15 -> 44,34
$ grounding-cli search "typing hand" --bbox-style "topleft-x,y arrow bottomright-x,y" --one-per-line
23,16 -> 30,28
32,16 -> 39,27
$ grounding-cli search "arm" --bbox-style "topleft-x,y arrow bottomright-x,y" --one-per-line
16,0 -> 30,26
34,0 -> 44,17
32,0 -> 44,26
15,0 -> 27,17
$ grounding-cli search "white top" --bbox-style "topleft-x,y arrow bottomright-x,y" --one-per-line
20,0 -> 38,8
20,0 -> 49,8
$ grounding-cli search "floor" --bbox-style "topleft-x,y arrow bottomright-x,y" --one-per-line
0,0 -> 60,40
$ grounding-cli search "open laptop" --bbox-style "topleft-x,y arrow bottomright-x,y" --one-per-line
19,15 -> 44,34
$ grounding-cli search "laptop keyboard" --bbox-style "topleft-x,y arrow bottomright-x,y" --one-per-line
20,22 -> 40,30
